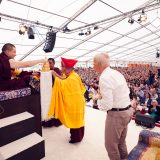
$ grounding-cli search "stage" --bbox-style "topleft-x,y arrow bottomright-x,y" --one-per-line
42,107 -> 160,160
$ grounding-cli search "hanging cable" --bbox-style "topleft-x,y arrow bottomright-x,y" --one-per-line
26,0 -> 31,20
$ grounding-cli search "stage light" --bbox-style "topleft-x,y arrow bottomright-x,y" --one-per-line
138,10 -> 147,23
63,26 -> 70,32
93,26 -> 99,30
156,49 -> 160,58
19,24 -> 27,35
128,17 -> 134,24
78,31 -> 85,36
27,27 -> 35,39
43,31 -> 56,53
85,28 -> 91,36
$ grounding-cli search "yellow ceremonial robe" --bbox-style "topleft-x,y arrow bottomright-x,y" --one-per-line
48,71 -> 86,128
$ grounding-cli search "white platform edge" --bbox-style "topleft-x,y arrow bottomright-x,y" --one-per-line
0,152 -> 4,160
0,132 -> 44,159
0,112 -> 34,128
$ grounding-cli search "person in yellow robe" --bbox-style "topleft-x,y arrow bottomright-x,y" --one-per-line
48,57 -> 86,143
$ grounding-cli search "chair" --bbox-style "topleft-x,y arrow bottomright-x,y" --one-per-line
128,130 -> 160,160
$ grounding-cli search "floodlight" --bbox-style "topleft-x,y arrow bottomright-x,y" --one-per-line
19,24 -> 27,35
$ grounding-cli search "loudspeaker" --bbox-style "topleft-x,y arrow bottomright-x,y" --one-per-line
27,27 -> 35,39
43,32 -> 56,53
135,113 -> 155,128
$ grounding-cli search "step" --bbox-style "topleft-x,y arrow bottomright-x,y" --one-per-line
0,112 -> 36,147
0,132 -> 45,160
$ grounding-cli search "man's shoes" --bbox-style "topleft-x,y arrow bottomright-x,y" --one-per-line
69,140 -> 81,144
42,118 -> 62,127
53,119 -> 62,127
42,120 -> 54,127
41,121 -> 46,126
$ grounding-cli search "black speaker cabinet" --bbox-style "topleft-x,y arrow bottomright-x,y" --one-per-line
135,113 -> 155,128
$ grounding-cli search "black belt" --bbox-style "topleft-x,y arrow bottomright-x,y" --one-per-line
108,105 -> 131,112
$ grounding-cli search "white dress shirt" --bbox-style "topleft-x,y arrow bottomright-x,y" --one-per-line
98,67 -> 131,112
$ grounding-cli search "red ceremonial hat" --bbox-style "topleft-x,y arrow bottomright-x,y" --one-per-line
61,57 -> 78,68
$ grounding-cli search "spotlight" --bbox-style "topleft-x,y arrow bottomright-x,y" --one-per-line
27,27 -> 35,39
78,31 -> 84,36
128,17 -> 134,24
138,10 -> 147,23
43,31 -> 56,53
85,28 -> 91,36
63,26 -> 70,32
156,49 -> 160,58
93,26 -> 99,30
19,24 -> 27,35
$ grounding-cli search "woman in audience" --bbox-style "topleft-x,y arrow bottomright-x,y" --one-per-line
148,99 -> 160,122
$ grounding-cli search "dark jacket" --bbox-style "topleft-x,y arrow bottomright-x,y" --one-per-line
0,52 -> 12,82
148,105 -> 160,122
0,53 -> 31,91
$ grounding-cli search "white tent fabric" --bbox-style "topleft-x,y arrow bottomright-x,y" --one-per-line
0,0 -> 160,66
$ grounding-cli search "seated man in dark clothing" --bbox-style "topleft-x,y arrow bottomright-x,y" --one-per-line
148,99 -> 160,122
0,43 -> 47,91
48,58 -> 62,76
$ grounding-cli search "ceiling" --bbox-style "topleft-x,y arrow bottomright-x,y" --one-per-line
0,0 -> 160,65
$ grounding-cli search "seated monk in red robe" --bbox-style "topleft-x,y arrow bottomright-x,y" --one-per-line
0,43 -> 47,91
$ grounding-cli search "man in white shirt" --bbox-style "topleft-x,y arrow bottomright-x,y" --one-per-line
93,53 -> 134,160
0,43 -> 47,91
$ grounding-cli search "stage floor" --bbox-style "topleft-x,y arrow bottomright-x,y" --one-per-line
42,107 -> 160,160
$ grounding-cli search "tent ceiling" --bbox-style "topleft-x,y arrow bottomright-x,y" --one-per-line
0,0 -> 160,64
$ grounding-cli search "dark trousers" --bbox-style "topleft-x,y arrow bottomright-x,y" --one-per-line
70,126 -> 84,142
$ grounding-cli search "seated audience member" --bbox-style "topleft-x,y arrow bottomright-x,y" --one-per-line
148,99 -> 160,122
150,88 -> 158,100
131,94 -> 139,115
84,83 -> 91,102
0,43 -> 47,91
144,92 -> 152,108
48,57 -> 86,143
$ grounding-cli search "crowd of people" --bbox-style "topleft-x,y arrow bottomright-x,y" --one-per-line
76,65 -> 160,122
